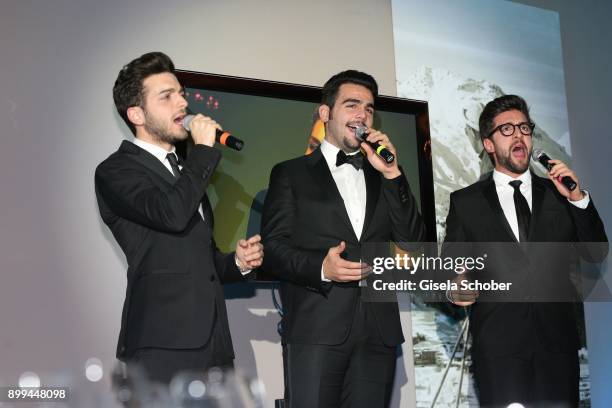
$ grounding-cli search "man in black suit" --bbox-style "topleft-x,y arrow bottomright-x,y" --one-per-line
95,52 -> 263,384
261,70 -> 425,408
443,95 -> 608,407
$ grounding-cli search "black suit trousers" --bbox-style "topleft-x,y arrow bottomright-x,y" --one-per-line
472,332 -> 579,408
283,299 -> 397,408
128,304 -> 235,384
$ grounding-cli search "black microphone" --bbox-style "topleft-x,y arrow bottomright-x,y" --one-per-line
354,126 -> 395,163
182,114 -> 244,151
532,149 -> 577,191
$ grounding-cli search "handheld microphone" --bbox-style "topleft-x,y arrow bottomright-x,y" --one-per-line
182,115 -> 244,151
532,149 -> 577,191
354,126 -> 395,164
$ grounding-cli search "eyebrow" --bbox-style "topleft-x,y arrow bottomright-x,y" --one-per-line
341,98 -> 375,109
157,86 -> 184,96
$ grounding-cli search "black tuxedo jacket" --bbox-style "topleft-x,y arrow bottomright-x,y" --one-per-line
95,140 -> 244,359
443,172 -> 608,357
261,148 -> 425,346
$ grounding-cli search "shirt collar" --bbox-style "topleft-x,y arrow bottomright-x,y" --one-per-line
132,137 -> 176,164
493,168 -> 531,188
320,138 -> 361,170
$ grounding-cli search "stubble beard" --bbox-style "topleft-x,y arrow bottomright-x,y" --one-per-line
327,110 -> 361,153
496,144 -> 532,174
341,134 -> 361,152
144,110 -> 187,146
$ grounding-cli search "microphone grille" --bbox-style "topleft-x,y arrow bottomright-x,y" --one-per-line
182,114 -> 195,131
355,126 -> 367,141
532,148 -> 543,160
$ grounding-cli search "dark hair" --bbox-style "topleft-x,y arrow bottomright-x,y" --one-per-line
478,94 -> 532,141
113,52 -> 175,134
321,70 -> 378,108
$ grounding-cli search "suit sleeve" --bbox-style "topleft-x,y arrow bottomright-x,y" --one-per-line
95,145 -> 221,233
444,192 -> 467,243
261,163 -> 327,292
569,197 -> 609,262
381,169 -> 426,245
438,192 -> 470,284
212,236 -> 252,284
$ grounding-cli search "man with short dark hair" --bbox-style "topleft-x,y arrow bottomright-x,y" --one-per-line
262,70 -> 425,408
444,94 -> 608,407
95,52 -> 263,383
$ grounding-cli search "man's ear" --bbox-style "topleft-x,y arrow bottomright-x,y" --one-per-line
483,137 -> 495,154
127,106 -> 145,127
318,104 -> 330,123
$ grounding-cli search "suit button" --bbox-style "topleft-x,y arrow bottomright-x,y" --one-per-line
210,275 -> 216,282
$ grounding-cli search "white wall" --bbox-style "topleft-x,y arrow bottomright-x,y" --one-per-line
1,0 -> 611,406
0,0 -> 402,406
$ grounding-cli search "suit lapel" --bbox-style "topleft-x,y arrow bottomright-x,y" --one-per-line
120,140 -> 210,234
482,175 -> 518,242
361,161 -> 380,241
121,140 -> 176,185
306,149 -> 357,240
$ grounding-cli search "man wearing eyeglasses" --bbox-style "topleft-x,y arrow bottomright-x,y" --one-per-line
442,95 -> 608,407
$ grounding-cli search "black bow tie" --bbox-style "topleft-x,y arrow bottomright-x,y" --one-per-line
336,150 -> 364,170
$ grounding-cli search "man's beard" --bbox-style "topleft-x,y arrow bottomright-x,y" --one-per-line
341,134 -> 361,152
340,118 -> 364,152
327,110 -> 361,152
144,110 -> 186,145
496,144 -> 531,174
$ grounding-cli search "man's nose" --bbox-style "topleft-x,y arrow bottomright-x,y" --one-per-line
177,94 -> 188,109
355,106 -> 366,120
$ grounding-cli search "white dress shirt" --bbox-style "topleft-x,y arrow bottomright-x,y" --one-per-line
492,169 -> 590,242
133,137 -> 179,174
320,139 -> 367,239
319,140 -> 367,281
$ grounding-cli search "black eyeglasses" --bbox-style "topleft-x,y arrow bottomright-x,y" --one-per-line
488,122 -> 535,138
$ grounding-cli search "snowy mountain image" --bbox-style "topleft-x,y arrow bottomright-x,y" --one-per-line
397,66 -> 571,240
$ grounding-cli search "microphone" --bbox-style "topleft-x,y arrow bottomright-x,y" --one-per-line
182,115 -> 244,151
532,149 -> 577,191
354,126 -> 395,163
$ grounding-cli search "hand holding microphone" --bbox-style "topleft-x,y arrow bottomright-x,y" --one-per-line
354,126 -> 395,164
352,126 -> 401,179
532,149 -> 583,200
183,114 -> 244,151
182,114 -> 219,147
532,150 -> 577,190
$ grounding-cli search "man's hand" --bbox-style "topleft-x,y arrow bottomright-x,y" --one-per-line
546,159 -> 584,201
235,234 -> 264,272
448,274 -> 478,306
323,241 -> 370,282
360,129 -> 401,179
188,113 -> 221,147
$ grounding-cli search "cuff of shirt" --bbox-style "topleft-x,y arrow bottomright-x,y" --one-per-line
235,255 -> 252,275
446,289 -> 454,303
321,263 -> 331,282
568,190 -> 590,209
